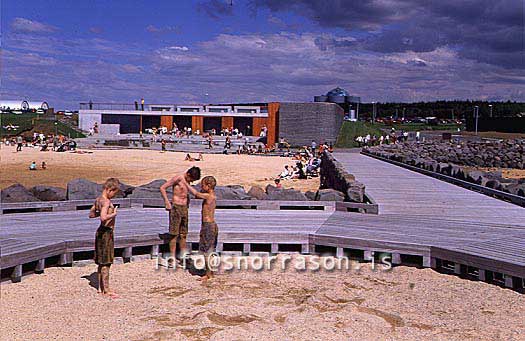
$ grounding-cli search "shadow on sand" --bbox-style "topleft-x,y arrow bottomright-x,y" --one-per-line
81,272 -> 98,290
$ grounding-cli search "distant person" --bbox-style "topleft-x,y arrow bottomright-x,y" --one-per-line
134,100 -> 139,111
29,161 -> 37,170
141,98 -> 145,111
41,161 -> 47,170
416,131 -> 421,142
89,178 -> 120,297
89,100 -> 93,110
207,135 -> 213,149
274,178 -> 282,189
183,176 -> 218,282
160,166 -> 201,265
279,165 -> 291,179
16,135 -> 23,152
161,139 -> 166,152
311,140 -> 317,152
93,122 -> 99,134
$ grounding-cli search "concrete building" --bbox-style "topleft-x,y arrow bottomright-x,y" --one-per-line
78,98 -> 345,147
314,87 -> 361,119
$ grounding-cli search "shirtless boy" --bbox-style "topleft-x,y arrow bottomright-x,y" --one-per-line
184,176 -> 218,282
89,178 -> 120,297
160,166 -> 201,264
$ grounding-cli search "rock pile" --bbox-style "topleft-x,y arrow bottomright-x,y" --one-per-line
365,140 -> 525,197
320,151 -> 366,202
367,140 -> 525,169
1,180 -> 347,203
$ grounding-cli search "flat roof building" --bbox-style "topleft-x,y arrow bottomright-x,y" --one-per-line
78,99 -> 345,147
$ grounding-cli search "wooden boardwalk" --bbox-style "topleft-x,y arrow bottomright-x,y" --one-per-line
1,152 -> 525,290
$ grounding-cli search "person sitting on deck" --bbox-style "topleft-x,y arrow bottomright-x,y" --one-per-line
274,178 -> 282,189
29,161 -> 37,170
41,161 -> 47,170
185,153 -> 195,161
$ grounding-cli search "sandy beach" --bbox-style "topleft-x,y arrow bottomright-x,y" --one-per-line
1,256 -> 524,340
0,145 -> 319,192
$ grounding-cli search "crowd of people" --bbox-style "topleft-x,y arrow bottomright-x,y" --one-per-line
355,129 -> 420,147
277,140 -> 330,180
3,133 -> 76,152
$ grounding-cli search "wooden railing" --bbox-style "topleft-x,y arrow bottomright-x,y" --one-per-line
0,198 -> 379,215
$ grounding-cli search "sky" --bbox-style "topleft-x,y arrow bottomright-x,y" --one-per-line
1,0 -> 524,110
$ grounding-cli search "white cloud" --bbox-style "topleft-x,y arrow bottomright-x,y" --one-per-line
10,17 -> 57,34
168,46 -> 189,51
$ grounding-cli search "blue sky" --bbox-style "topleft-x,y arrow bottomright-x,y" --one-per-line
1,0 -> 523,110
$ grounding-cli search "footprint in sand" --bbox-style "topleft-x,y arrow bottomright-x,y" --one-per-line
179,327 -> 223,340
147,286 -> 191,298
144,311 -> 206,328
357,306 -> 405,330
207,311 -> 261,326
192,298 -> 215,306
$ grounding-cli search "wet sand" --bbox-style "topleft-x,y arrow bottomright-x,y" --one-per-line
1,256 -> 524,340
0,145 -> 319,192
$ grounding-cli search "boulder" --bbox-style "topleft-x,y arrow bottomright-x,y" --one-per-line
265,184 -> 280,195
29,185 -> 66,201
305,190 -> 318,201
128,179 -> 170,199
467,171 -> 483,184
346,181 -> 365,203
215,186 -> 251,200
67,178 -> 102,200
248,186 -> 268,200
505,183 -> 525,196
267,188 -> 309,201
1,184 -> 40,203
317,189 -> 345,202
119,182 -> 135,197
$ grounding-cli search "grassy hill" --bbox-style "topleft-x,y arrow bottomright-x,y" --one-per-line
0,113 -> 85,138
335,121 -> 383,148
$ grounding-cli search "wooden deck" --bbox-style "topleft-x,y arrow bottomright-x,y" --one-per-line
1,152 -> 525,290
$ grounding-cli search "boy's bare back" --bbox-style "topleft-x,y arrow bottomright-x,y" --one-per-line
201,192 -> 216,223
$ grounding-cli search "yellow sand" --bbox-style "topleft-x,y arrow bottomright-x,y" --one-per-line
0,145 -> 319,192
1,256 -> 524,340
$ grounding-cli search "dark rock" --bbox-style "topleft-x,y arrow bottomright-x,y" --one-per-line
305,190 -> 318,201
317,189 -> 345,202
128,179 -> 170,199
215,186 -> 251,200
467,171 -> 483,184
267,188 -> 308,201
29,185 -> 66,201
506,183 -> 525,196
119,182 -> 135,197
248,186 -> 268,200
265,184 -> 279,195
67,178 -> 102,200
347,181 -> 365,203
1,184 -> 40,203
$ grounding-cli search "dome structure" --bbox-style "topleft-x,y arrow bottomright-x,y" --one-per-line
326,87 -> 350,98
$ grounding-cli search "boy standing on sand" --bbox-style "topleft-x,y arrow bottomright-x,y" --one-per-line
184,176 -> 218,282
160,167 -> 201,264
89,178 -> 120,297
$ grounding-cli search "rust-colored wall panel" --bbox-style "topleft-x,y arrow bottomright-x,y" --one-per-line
192,116 -> 203,133
160,115 -> 173,129
252,117 -> 267,138
266,102 -> 280,147
222,116 -> 234,129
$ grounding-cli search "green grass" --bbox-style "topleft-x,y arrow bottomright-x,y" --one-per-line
0,113 -> 85,138
386,122 -> 463,132
335,121 -> 384,148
